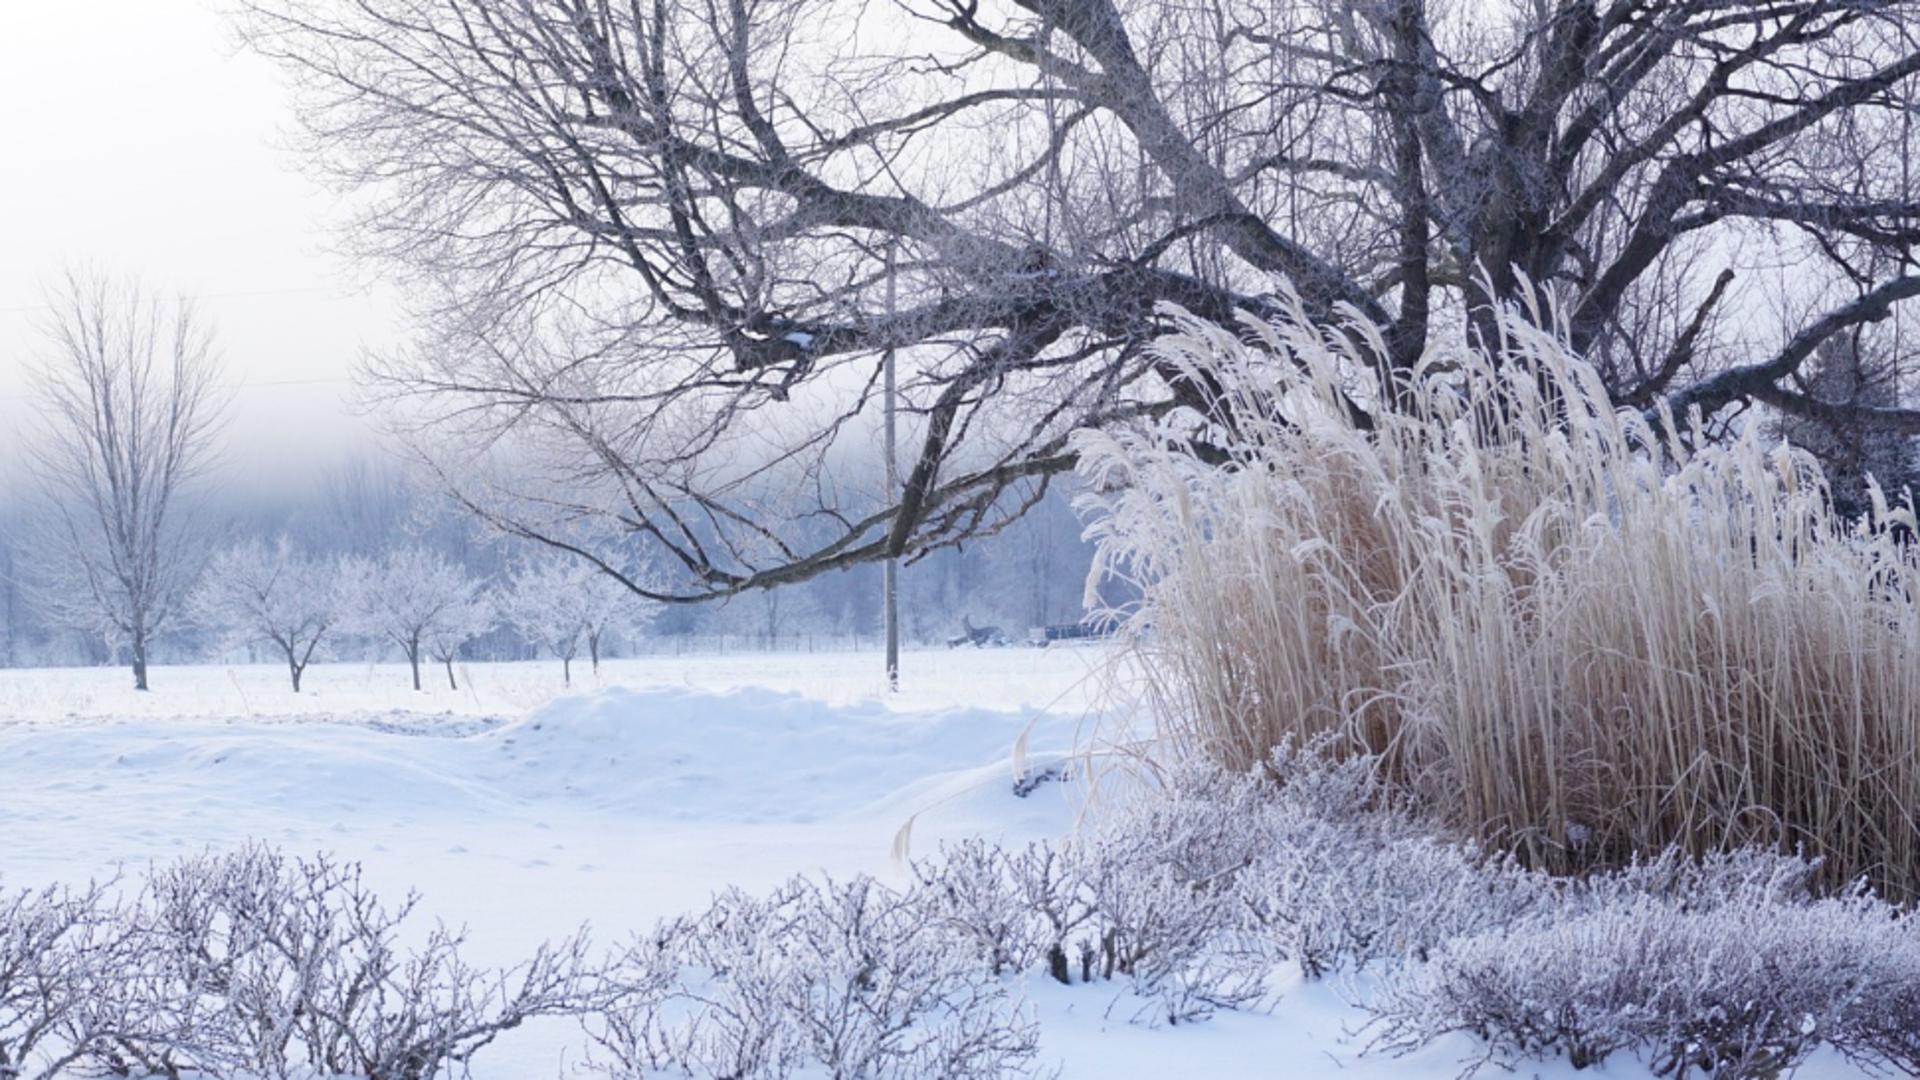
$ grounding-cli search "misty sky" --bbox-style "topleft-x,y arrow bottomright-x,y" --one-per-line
0,2 -> 398,489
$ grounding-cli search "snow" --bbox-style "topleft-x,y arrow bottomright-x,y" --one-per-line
0,647 -> 1872,1078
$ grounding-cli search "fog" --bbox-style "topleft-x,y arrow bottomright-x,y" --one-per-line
0,1 -> 399,488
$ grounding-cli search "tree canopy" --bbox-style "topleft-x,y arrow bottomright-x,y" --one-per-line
241,0 -> 1920,599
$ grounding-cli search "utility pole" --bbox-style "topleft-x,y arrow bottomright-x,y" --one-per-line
883,241 -> 901,692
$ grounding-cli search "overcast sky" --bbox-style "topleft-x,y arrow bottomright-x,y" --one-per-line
0,1 -> 398,490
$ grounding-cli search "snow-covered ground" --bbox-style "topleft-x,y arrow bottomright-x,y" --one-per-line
0,646 -> 1115,722
0,648 -> 1867,1078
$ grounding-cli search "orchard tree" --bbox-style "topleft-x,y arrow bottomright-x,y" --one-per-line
240,0 -> 1920,597
580,569 -> 657,674
423,588 -> 495,691
501,556 -> 590,686
190,536 -> 339,692
340,547 -> 482,690
25,270 -> 224,690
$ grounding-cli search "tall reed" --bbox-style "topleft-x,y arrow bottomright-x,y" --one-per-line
1078,287 -> 1920,898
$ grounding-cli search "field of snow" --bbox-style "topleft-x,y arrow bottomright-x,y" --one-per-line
0,647 -> 1871,1078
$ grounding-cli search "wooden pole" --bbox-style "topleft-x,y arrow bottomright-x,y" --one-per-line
884,241 -> 901,692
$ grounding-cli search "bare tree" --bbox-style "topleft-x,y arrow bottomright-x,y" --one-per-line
579,569 -> 655,675
501,555 -> 591,686
237,0 -> 1920,600
189,536 -> 339,692
423,587 -> 495,691
25,271 -> 224,691
339,547 -> 481,690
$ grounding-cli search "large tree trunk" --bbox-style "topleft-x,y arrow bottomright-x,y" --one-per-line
589,631 -> 601,675
288,652 -> 303,693
562,655 -> 572,687
444,656 -> 458,691
406,638 -> 422,691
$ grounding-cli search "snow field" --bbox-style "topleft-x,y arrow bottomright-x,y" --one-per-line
0,647 -> 1891,1078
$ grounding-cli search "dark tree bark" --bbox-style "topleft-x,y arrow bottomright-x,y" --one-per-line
403,637 -> 422,692
131,624 -> 150,694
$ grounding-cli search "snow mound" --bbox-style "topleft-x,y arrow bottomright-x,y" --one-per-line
473,685 -> 1072,822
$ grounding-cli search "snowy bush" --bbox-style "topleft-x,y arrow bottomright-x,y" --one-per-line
1364,872 -> 1920,1077
906,758 -> 1295,1025
910,831 -> 1255,1023
909,839 -> 1055,979
10,761 -> 1920,1080
0,880 -> 122,1080
1222,746 -> 1549,976
89,846 -> 594,1080
586,877 -> 1041,1079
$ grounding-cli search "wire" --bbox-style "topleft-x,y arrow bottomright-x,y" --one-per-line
0,376 -> 356,404
0,284 -> 377,316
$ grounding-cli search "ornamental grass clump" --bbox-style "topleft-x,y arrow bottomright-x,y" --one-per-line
1077,285 -> 1920,898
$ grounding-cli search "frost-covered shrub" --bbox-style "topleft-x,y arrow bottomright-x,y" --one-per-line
901,745 -> 1529,1026
1245,828 -> 1541,979
1087,743 -> 1543,981
587,876 -> 1041,1079
782,877 -> 1037,1077
0,880 -> 121,1080
907,772 -> 1273,1025
1216,744 -> 1543,976
1365,873 -> 1920,1077
104,845 -> 594,1080
1071,848 -> 1263,1025
909,838 -> 1054,978
1078,287 -> 1920,899
18,762 -> 1920,1080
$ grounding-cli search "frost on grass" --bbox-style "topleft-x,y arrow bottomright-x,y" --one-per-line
1076,289 -> 1920,900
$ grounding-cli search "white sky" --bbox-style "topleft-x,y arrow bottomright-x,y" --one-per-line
0,1 -> 399,490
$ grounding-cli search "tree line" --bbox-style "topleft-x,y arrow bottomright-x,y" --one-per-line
0,273 -> 1095,686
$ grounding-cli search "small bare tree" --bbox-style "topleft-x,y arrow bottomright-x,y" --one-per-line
339,547 -> 482,691
423,587 -> 495,691
0,508 -> 22,668
189,536 -> 340,692
501,555 -> 591,687
25,271 -> 224,691
580,569 -> 656,675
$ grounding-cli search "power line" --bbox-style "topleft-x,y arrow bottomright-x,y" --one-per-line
0,375 -> 356,404
0,284 -> 377,316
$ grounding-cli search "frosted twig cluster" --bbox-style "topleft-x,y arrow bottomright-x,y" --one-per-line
6,754 -> 1920,1079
